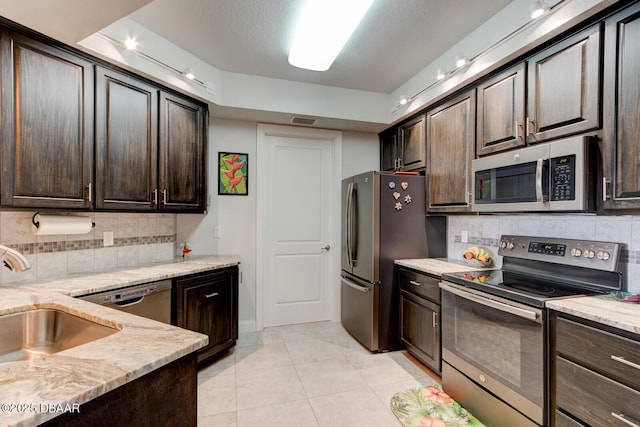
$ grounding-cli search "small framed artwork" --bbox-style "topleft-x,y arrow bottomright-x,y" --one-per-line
218,152 -> 248,195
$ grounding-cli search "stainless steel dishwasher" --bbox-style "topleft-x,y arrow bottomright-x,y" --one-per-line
78,280 -> 172,324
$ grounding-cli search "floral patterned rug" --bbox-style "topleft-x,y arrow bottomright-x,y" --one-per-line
390,385 -> 485,427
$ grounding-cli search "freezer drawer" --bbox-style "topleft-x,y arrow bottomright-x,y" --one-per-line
340,276 -> 379,351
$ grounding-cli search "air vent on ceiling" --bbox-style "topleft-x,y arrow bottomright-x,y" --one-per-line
291,116 -> 317,126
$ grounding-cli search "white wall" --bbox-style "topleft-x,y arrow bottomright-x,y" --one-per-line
177,118 -> 379,332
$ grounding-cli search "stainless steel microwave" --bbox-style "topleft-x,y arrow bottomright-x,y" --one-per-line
471,136 -> 597,212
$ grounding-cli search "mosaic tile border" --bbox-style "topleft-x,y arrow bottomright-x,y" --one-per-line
5,234 -> 176,255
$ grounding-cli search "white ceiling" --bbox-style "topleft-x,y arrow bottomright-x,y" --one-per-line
127,0 -> 513,94
0,0 -> 512,95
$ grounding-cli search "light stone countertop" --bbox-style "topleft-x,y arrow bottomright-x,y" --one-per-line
0,255 -> 240,427
546,295 -> 640,335
395,258 -> 486,277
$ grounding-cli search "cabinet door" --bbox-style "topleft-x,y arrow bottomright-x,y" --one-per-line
400,290 -> 440,374
476,63 -> 525,156
175,268 -> 238,364
0,30 -> 94,208
602,2 -> 640,209
158,91 -> 206,212
95,66 -> 158,210
399,114 -> 426,171
427,90 -> 475,212
379,129 -> 398,171
526,24 -> 601,143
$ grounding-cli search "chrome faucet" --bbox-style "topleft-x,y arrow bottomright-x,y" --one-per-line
0,245 -> 31,272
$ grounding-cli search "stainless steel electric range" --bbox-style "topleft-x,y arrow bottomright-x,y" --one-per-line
439,235 -> 626,427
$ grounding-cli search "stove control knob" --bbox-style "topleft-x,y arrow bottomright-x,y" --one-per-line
597,251 -> 611,261
583,249 -> 596,259
500,240 -> 507,249
507,242 -> 515,250
570,248 -> 582,257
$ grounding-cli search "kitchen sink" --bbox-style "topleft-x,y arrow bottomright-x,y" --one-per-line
0,308 -> 119,365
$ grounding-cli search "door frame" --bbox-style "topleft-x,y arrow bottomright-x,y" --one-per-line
256,124 -> 342,330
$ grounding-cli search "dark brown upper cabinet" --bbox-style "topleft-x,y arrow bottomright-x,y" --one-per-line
476,63 -> 526,156
380,128 -> 398,171
95,67 -> 207,212
379,114 -> 426,172
526,23 -> 601,144
426,90 -> 476,213
95,66 -> 159,211
601,1 -> 640,210
158,91 -> 207,212
0,30 -> 94,209
398,114 -> 427,171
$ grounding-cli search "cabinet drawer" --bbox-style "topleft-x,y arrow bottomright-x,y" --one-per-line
556,317 -> 640,390
398,268 -> 440,303
556,357 -> 640,427
555,410 -> 586,427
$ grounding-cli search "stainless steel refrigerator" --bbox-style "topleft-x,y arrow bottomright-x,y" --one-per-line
341,171 -> 446,352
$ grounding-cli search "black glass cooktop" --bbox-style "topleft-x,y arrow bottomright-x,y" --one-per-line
442,269 -> 597,308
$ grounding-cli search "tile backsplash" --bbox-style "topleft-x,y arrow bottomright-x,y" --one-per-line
0,212 -> 176,285
448,214 -> 640,294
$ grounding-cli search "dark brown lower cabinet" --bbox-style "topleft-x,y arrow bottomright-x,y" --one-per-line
42,353 -> 197,427
174,267 -> 239,366
551,312 -> 640,427
398,267 -> 441,374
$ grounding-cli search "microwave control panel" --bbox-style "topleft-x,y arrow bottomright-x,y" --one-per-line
550,154 -> 576,201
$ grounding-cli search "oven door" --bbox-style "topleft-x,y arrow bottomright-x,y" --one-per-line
440,281 -> 545,425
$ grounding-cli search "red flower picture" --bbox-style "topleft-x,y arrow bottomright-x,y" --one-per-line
219,152 -> 248,195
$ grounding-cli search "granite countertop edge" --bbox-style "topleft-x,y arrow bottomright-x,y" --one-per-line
546,295 -> 640,335
0,254 -> 240,426
395,258 -> 487,276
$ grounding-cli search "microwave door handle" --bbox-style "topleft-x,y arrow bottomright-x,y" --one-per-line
535,158 -> 544,202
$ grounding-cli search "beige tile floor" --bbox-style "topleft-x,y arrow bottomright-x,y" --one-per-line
196,321 -> 441,427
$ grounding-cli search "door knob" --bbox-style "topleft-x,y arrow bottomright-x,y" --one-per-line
321,245 -> 331,251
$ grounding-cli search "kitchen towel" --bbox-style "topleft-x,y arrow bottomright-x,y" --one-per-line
32,213 -> 93,235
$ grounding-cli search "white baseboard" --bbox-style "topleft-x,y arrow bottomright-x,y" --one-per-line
238,319 -> 257,333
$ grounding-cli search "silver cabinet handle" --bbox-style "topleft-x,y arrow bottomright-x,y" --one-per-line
514,120 -> 519,140
161,189 -> 167,205
205,292 -> 219,299
611,355 -> 640,370
432,312 -> 438,328
409,280 -> 421,286
611,413 -> 640,427
603,177 -> 609,202
86,182 -> 92,202
322,245 -> 331,251
152,188 -> 158,205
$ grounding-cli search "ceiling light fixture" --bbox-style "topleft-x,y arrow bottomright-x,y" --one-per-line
288,0 -> 375,71
124,38 -> 138,51
96,32 -> 211,93
529,0 -> 550,19
436,69 -> 448,80
399,96 -> 408,106
455,55 -> 468,68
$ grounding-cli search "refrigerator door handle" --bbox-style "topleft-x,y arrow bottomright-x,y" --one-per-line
346,182 -> 355,267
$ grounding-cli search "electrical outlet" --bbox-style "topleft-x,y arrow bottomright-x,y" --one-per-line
103,231 -> 114,247
461,230 -> 468,243
214,227 -> 221,238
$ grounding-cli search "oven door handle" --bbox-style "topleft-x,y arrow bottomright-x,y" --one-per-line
440,282 -> 541,322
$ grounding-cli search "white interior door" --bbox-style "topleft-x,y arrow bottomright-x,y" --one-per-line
257,124 -> 341,327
